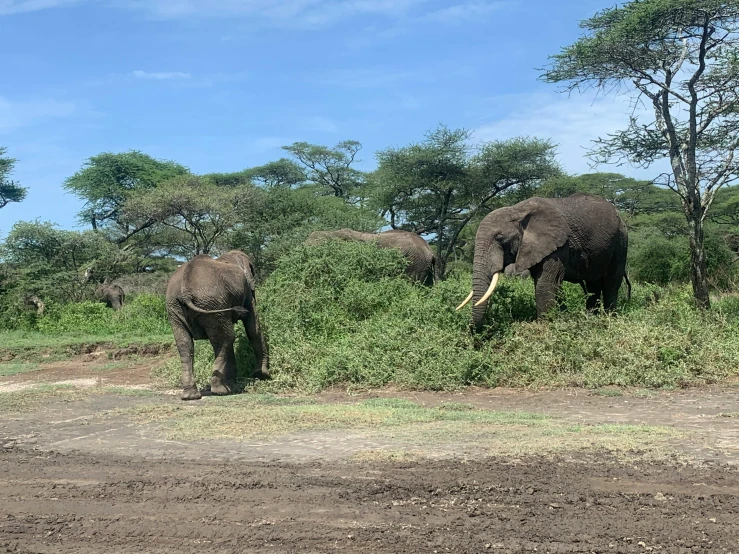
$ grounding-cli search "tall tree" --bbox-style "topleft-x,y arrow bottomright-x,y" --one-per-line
0,147 -> 27,209
122,175 -> 257,258
371,126 -> 560,280
244,159 -> 307,188
63,151 -> 189,240
1,221 -> 132,303
283,141 -> 365,201
541,0 -> 739,308
539,173 -> 680,218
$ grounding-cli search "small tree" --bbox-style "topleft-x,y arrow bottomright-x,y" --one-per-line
283,141 -> 366,201
542,0 -> 739,308
63,150 -> 189,239
122,175 -> 257,258
371,126 -> 560,280
0,147 -> 27,209
244,159 -> 307,188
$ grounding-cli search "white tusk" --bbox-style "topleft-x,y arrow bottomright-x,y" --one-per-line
474,273 -> 500,307
455,290 -> 474,311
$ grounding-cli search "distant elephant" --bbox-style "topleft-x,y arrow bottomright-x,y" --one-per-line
457,193 -> 630,332
96,282 -> 125,310
306,228 -> 436,285
166,250 -> 269,401
84,267 -> 125,310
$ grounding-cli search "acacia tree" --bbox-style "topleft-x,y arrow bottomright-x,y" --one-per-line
63,151 -> 189,240
0,147 -> 27,209
122,175 -> 258,258
371,126 -> 560,280
283,141 -> 366,201
542,0 -> 739,308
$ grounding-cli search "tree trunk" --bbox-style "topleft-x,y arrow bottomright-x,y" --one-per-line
688,215 -> 710,309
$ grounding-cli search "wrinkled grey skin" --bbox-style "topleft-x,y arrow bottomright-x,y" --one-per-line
307,228 -> 436,285
96,283 -> 125,311
166,250 -> 270,401
468,193 -> 630,332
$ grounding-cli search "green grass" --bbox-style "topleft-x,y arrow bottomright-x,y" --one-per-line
0,384 -> 83,412
0,362 -> 43,377
124,393 -> 682,458
0,331 -> 173,363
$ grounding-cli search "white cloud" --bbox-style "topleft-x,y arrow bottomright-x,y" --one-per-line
473,92 -> 668,177
0,0 -> 79,15
421,1 -> 508,23
0,96 -> 77,133
132,70 -> 192,80
112,0 -> 428,27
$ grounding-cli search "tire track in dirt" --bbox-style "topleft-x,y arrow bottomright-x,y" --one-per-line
0,446 -> 737,553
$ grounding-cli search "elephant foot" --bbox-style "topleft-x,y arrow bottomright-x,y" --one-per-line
181,387 -> 202,401
252,369 -> 271,380
210,379 -> 235,396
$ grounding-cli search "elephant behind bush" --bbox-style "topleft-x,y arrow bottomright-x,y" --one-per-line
306,228 -> 435,285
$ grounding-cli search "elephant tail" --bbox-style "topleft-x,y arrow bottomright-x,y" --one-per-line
182,298 -> 249,318
624,272 -> 632,301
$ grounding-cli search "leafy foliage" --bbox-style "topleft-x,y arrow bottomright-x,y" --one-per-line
63,150 -> 189,235
371,126 -> 561,279
542,0 -> 739,307
147,243 -> 739,391
283,140 -> 366,200
0,146 -> 27,209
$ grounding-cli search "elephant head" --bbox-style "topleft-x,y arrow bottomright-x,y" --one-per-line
457,198 -> 569,331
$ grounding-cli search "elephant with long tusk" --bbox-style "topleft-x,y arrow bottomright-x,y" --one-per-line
457,192 -> 630,332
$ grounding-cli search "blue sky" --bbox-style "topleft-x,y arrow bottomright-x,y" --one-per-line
1,0 -> 656,233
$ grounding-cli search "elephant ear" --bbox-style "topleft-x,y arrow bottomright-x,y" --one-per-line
514,201 -> 570,272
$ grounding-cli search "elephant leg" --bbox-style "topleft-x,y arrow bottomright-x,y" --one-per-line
206,318 -> 237,396
584,280 -> 603,312
532,259 -> 565,317
171,321 -> 200,401
602,277 -> 622,312
243,307 -> 270,379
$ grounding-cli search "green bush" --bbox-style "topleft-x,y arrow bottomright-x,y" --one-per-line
166,241 -> 735,392
37,294 -> 171,336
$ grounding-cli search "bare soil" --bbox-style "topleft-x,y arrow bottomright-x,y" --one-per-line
0,359 -> 738,553
1,445 -> 738,553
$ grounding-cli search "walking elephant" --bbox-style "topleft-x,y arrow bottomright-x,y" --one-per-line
457,193 -> 630,332
166,250 -> 269,401
306,228 -> 436,285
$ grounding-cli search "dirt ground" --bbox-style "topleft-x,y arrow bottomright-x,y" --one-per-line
1,356 -> 738,553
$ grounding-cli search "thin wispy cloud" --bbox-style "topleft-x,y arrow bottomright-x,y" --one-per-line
474,92 -> 665,177
0,0 -> 79,15
421,1 -> 508,23
0,96 -> 77,133
112,0 -> 429,27
132,70 -> 192,80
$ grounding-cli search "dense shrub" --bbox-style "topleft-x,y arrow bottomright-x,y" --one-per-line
628,226 -> 737,289
36,293 -> 170,336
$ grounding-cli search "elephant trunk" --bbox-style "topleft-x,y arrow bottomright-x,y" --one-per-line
471,242 -> 504,333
